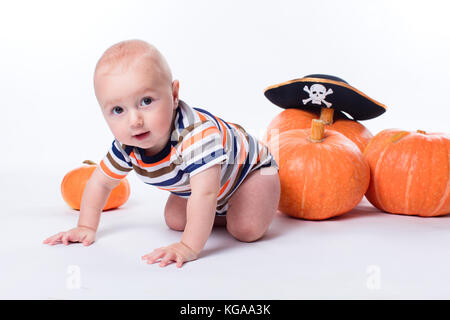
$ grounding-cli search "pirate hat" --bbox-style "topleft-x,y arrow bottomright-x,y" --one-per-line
264,74 -> 386,120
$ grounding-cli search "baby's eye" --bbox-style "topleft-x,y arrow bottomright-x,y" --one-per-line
112,106 -> 123,115
140,97 -> 153,106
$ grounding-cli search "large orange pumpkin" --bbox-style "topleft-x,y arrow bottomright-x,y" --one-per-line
263,107 -> 373,153
267,119 -> 370,220
61,160 -> 130,211
363,129 -> 450,217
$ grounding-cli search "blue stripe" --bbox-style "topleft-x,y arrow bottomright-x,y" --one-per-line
231,152 -> 252,191
137,138 -> 171,164
232,135 -> 238,163
123,145 -> 133,155
184,149 -> 226,174
144,169 -> 185,187
177,106 -> 185,130
111,141 -> 131,165
219,117 -> 233,130
171,191 -> 191,197
193,107 -> 221,129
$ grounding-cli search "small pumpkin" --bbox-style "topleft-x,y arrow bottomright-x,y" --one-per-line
363,129 -> 450,217
267,119 -> 370,220
263,107 -> 373,153
61,160 -> 130,211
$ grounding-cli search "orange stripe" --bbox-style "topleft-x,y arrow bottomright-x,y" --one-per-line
218,179 -> 230,198
256,141 -> 264,163
196,110 -> 207,122
157,186 -> 178,191
100,160 -> 127,179
181,126 -> 220,152
195,109 -> 227,147
217,117 -> 228,148
130,149 -> 176,168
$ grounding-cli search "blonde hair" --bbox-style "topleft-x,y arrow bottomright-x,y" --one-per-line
94,39 -> 173,85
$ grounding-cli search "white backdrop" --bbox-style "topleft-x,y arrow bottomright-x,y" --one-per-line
1,0 -> 450,300
1,0 -> 449,168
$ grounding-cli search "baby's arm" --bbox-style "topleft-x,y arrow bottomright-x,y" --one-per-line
43,167 -> 120,245
142,164 -> 221,267
181,164 -> 221,253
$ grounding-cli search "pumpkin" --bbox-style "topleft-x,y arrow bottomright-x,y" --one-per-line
363,129 -> 450,217
263,107 -> 373,153
61,160 -> 130,211
267,119 -> 370,220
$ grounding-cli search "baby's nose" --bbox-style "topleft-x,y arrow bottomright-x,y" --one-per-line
129,110 -> 144,128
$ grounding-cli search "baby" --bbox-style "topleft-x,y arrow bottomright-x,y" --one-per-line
44,39 -> 280,268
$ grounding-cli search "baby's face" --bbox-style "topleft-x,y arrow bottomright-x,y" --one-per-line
95,60 -> 178,155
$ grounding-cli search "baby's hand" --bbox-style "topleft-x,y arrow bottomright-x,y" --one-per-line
142,242 -> 198,268
43,226 -> 96,246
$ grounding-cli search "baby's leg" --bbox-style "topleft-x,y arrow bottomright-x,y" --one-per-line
164,194 -> 227,231
164,194 -> 188,231
225,167 -> 281,242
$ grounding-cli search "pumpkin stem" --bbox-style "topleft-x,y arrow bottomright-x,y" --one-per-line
417,130 -> 426,135
83,160 -> 97,165
309,119 -> 325,143
319,107 -> 334,125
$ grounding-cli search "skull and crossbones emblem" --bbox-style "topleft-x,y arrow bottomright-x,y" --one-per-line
302,84 -> 333,108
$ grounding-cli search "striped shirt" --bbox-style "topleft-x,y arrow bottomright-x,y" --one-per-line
99,100 -> 278,215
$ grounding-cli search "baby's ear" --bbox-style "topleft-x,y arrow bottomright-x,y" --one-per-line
172,80 -> 180,106
172,79 -> 180,92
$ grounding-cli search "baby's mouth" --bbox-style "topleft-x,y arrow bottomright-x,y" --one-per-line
133,131 -> 150,140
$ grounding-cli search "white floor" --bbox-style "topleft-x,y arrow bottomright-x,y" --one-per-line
2,165 -> 450,300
